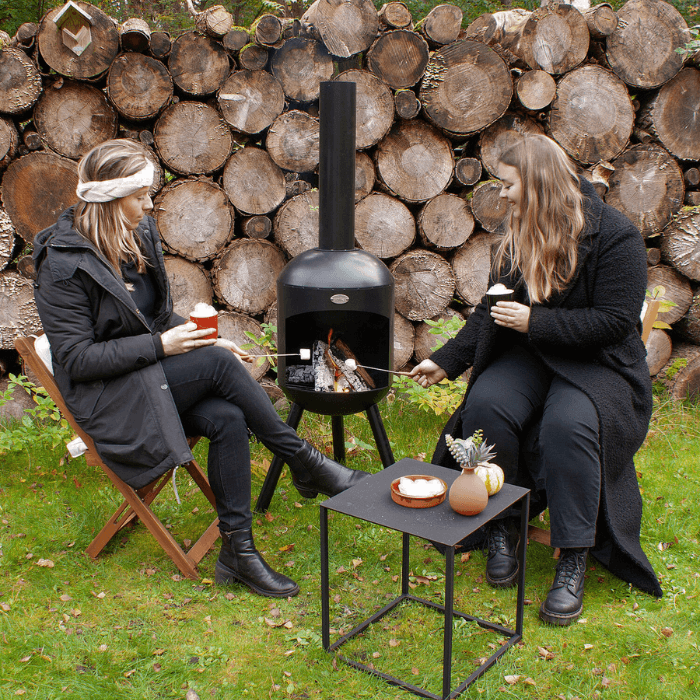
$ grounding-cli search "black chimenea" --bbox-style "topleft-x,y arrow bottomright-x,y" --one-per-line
255,80 -> 396,512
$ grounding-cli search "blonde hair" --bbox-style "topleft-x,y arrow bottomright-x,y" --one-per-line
73,140 -> 151,274
494,135 -> 585,304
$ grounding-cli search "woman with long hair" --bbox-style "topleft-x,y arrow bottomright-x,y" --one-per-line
411,134 -> 661,624
33,139 -> 368,598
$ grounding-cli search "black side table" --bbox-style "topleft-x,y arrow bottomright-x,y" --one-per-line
320,458 -> 530,700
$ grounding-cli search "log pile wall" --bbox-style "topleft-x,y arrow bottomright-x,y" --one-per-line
1,0 -> 699,397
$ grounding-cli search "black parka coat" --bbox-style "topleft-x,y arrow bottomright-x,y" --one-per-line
430,179 -> 662,598
33,208 -> 193,489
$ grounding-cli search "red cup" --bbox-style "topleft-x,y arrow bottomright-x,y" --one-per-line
189,312 -> 218,339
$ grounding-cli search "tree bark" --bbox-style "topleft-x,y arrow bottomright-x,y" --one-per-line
452,231 -> 502,306
107,53 -> 173,121
684,168 -> 700,189
470,180 -> 509,234
419,40 -> 512,136
478,112 -> 544,178
266,110 -> 320,172
238,43 -> 269,71
16,255 -> 36,280
334,70 -> 394,149
218,311 -> 270,381
270,37 -> 333,103
1,152 -> 78,244
394,89 -> 421,120
646,264 -> 693,325
273,190 -> 320,258
168,31 -> 231,96
673,295 -> 700,346
415,4 -> 463,46
119,18 -> 151,53
645,328 -> 672,376
0,47 -> 43,115
355,192 -> 415,259
515,69 -> 556,111
390,249 -> 455,321
454,157 -> 482,186
355,151 -> 375,202
0,118 -> 19,173
413,308 -> 464,361
0,206 -> 15,272
154,178 -> 235,261
154,102 -> 233,176
606,144 -> 684,237
686,192 -> 700,207
217,69 -> 284,135
418,193 -> 474,250
194,5 -> 234,39
366,30 -> 429,90
222,146 -> 286,215
669,356 -> 700,402
0,272 -> 43,350
375,120 -> 453,203
13,22 -> 39,49
393,311 -> 415,370
660,208 -> 700,282
163,254 -> 213,319
213,239 -> 286,314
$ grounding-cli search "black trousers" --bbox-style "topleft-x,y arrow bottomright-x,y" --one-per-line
161,346 -> 305,532
460,344 -> 600,549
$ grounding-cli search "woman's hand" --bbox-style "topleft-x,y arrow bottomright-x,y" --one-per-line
161,322 -> 218,356
410,359 -> 448,388
491,301 -> 531,333
215,337 -> 253,363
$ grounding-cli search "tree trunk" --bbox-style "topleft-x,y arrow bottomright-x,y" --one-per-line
355,151 -> 375,202
218,311 -> 270,381
415,4 -> 463,46
378,2 -> 412,30
0,206 -> 15,272
0,47 -> 43,115
686,192 -> 700,207
669,356 -> 700,402
154,102 -> 233,175
223,28 -> 250,53
222,146 -> 286,215
301,0 -> 379,58
266,110 -> 320,172
270,37 -> 333,103
393,311 -> 415,370
21,128 -> 42,152
241,216 -> 272,239
419,40 -> 512,136
452,231 -> 502,306
584,3 -> 618,39
37,2 -> 120,79
660,208 -> 700,282
355,192 -> 415,259
413,308 -> 464,361
606,144 -> 684,237
645,328 -> 672,376
212,239 -> 286,314
273,190 -> 320,258
194,5 -> 234,39
394,89 -> 421,120
647,247 -> 662,267
478,112 -> 544,178
366,30 -> 429,90
549,65 -> 633,164
0,118 -> 19,173
0,272 -> 42,349
16,255 -> 36,280
163,254 -> 213,319
107,53 -> 173,121
454,157 -> 482,186
285,174 -> 313,199
13,22 -> 39,49
150,31 -> 171,59
375,120 -> 453,203
605,0 -> 686,89
119,18 -> 151,53
33,80 -> 118,160
238,43 -> 269,71
218,69 -> 284,135
418,193 -> 474,250
334,70 -> 394,149
470,180 -> 509,234
684,168 -> 700,189
390,249 -> 455,321
154,178 -> 235,261
673,295 -> 700,345
515,69 -> 556,110
646,265 -> 693,325
253,14 -> 282,47
1,152 -> 78,244
168,31 -> 230,96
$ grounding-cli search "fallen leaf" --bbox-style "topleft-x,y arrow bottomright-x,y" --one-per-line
264,617 -> 284,628
583,643 -> 594,650
661,627 -> 674,637
592,667 -> 603,676
336,566 -> 346,574
372,652 -> 381,658
408,582 -> 417,589
153,649 -> 164,656
504,675 -> 520,685
380,554 -> 388,561
414,576 -> 431,585
95,592 -> 105,599
460,552 -> 471,563
352,559 -> 363,569
98,645 -> 107,652
265,512 -> 275,522
412,667 -> 420,675
601,677 -> 612,688
389,639 -> 400,647
191,507 -> 199,514
0,603 -> 10,612
124,669 -> 136,678
225,592 -> 235,601
279,544 -> 295,552
36,559 -> 54,568
283,671 -> 291,677
294,502 -> 302,508
171,575 -> 182,582
524,678 -> 536,686
153,662 -> 162,672
283,621 -> 293,629
59,595 -> 72,602
19,656 -> 31,663
537,646 -> 554,660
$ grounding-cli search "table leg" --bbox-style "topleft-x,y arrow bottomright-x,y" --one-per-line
515,491 -> 530,637
443,546 -> 455,699
401,532 -> 410,596
321,507 -> 330,651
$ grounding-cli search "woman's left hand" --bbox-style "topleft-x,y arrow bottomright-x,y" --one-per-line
491,301 -> 531,333
215,337 -> 253,363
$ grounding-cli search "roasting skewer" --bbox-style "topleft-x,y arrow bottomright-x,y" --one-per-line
343,359 -> 413,376
252,349 -> 311,360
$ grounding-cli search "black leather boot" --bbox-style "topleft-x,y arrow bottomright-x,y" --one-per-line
539,548 -> 587,625
214,529 -> 299,598
484,519 -> 519,588
286,440 -> 369,499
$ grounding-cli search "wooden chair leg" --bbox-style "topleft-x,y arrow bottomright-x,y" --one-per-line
188,519 -> 220,565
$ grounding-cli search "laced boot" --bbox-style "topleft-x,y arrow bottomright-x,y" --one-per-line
286,440 -> 369,499
484,519 -> 519,588
539,548 -> 587,625
214,529 -> 299,598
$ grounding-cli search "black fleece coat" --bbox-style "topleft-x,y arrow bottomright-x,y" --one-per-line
33,208 -> 193,489
430,179 -> 662,598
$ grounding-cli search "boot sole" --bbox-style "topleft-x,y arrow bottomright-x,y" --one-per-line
214,561 -> 300,599
538,601 -> 583,626
485,564 -> 519,589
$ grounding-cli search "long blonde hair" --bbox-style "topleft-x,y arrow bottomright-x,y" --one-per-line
493,135 -> 585,304
74,140 -> 150,274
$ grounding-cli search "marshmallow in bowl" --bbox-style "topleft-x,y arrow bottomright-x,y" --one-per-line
191,302 -> 217,318
487,283 -> 512,295
398,477 -> 444,498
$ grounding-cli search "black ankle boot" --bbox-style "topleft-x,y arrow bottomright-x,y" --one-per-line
539,548 -> 587,625
286,440 -> 369,499
484,519 -> 519,588
214,529 -> 299,598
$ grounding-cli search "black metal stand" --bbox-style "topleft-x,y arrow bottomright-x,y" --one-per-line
254,401 -> 395,513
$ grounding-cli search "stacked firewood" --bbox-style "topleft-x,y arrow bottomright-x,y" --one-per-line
0,0 -> 699,399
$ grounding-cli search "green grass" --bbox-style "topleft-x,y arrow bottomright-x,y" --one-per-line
1,393 -> 699,699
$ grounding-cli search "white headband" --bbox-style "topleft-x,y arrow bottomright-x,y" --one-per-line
76,162 -> 154,203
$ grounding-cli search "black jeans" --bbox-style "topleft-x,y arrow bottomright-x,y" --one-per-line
161,346 -> 304,531
460,344 -> 600,548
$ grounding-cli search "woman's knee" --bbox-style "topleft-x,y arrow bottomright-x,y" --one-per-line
183,398 -> 248,442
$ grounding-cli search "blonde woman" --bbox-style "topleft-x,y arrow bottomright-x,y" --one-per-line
33,139 -> 368,598
412,135 -> 661,624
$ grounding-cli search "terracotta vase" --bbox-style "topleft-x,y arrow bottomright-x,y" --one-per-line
449,466 -> 489,516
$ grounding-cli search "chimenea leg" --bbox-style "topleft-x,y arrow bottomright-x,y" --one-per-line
366,404 -> 395,468
254,402 -> 304,513
331,415 -> 345,464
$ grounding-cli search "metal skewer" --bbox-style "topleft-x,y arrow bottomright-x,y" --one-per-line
344,359 -> 413,376
252,349 -> 311,360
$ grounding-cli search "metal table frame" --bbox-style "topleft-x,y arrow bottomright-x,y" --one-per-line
320,459 -> 530,700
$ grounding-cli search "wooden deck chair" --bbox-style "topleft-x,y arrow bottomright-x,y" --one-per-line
14,334 -> 221,579
527,299 -> 661,555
